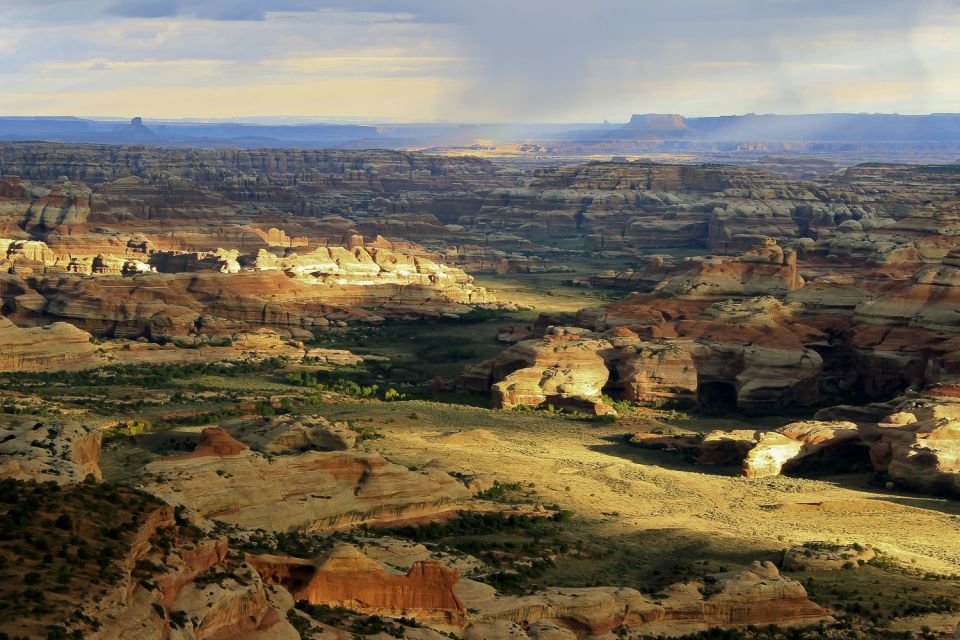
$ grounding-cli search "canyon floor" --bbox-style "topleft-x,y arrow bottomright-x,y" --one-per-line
79,266 -> 960,631
82,346 -> 960,637
3,144 -> 960,639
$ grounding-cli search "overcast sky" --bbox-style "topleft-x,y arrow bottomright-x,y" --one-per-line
1,0 -> 958,122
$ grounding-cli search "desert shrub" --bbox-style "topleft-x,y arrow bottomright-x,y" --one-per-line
384,388 -> 405,401
294,601 -> 411,637
168,610 -> 189,628
475,480 -> 526,503
354,425 -> 384,441
453,307 -> 514,323
285,371 -> 380,398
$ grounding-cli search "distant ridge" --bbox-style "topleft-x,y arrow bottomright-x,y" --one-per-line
615,113 -> 960,143
0,116 -> 382,149
0,113 -> 959,157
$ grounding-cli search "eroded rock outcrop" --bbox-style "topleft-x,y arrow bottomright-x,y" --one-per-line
247,545 -> 829,638
0,316 -> 98,371
471,561 -> 829,637
699,421 -> 862,479
693,392 -> 960,496
656,239 -> 803,300
485,330 -> 615,415
0,418 -> 102,483
138,428 -> 471,531
867,394 -> 960,496
221,414 -> 359,452
250,544 -> 466,624
466,303 -> 825,413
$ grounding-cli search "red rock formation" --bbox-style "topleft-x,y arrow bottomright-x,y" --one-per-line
187,427 -> 250,458
249,545 -> 466,623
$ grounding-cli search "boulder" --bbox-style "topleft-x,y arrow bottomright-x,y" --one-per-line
871,417 -> 960,497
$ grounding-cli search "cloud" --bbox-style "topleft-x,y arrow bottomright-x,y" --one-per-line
106,0 -> 180,19
1,0 -> 959,120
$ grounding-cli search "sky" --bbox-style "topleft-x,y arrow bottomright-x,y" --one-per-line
1,0 -> 959,123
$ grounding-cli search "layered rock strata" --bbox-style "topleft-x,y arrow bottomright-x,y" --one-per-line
250,545 -> 466,624
138,428 -> 471,531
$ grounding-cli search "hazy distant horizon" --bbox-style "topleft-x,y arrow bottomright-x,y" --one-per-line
4,111 -> 960,127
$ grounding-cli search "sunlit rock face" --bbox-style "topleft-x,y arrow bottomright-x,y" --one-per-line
138,427 -> 471,531
698,421 -> 862,479
0,237 -> 495,340
690,391 -> 960,497
250,545 -> 467,624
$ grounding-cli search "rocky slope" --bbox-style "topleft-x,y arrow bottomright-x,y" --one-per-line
0,480 -> 301,640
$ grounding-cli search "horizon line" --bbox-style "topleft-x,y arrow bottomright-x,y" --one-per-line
2,111 -> 959,127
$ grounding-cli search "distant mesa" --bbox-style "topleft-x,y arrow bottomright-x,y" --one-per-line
623,113 -> 691,135
1,112 -> 959,153
614,112 -> 960,143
